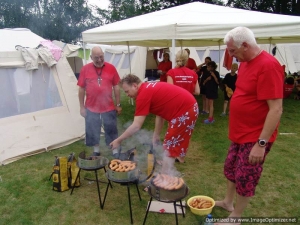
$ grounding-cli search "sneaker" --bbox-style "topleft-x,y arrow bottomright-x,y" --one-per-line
203,119 -> 215,124
92,152 -> 100,156
200,110 -> 209,115
220,112 -> 226,117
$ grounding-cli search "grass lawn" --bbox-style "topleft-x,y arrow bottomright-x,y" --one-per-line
0,88 -> 299,225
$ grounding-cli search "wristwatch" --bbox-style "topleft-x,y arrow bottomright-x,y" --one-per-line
257,139 -> 267,147
116,104 -> 121,107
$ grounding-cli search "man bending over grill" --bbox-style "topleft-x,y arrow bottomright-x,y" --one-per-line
110,74 -> 199,174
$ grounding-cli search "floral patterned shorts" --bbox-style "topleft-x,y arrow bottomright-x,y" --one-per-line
224,142 -> 272,197
163,103 -> 199,158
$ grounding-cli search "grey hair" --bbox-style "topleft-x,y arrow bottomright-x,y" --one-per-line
224,27 -> 257,48
120,74 -> 141,85
176,50 -> 189,67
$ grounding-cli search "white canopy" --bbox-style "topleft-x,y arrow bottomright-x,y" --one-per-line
82,2 -> 300,47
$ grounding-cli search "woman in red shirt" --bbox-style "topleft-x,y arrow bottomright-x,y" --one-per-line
167,49 -> 200,96
157,53 -> 172,82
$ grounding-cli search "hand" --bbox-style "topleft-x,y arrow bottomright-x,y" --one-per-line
80,107 -> 86,117
248,144 -> 265,165
115,106 -> 122,115
110,139 -> 121,150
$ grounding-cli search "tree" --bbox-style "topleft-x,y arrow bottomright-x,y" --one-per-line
0,0 -> 105,42
226,0 -> 300,16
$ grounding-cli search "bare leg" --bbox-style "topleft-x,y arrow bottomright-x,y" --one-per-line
223,100 -> 228,114
202,95 -> 207,112
204,97 -> 209,112
215,180 -> 235,212
208,99 -> 214,119
215,195 -> 250,225
215,180 -> 251,225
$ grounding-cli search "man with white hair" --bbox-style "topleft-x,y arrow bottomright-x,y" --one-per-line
215,27 -> 283,225
77,46 -> 122,157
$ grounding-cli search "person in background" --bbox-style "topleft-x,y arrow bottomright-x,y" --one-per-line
220,63 -> 239,116
167,49 -> 200,96
185,48 -> 197,71
197,57 -> 212,115
110,74 -> 199,172
215,27 -> 283,225
202,61 -> 220,124
77,46 -> 122,157
294,76 -> 300,100
283,76 -> 295,99
157,52 -> 172,82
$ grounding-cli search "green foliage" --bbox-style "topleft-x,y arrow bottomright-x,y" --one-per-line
226,0 -> 300,15
0,0 -> 104,43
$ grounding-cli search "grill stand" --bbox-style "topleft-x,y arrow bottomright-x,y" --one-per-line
104,173 -> 142,224
70,165 -> 112,210
142,185 -> 188,225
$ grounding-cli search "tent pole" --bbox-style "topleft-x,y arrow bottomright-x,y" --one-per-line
83,42 -> 87,65
172,39 -> 176,68
218,41 -> 221,75
127,41 -> 133,105
127,41 -> 132,74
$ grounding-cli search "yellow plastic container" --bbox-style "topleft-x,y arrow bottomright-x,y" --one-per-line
187,195 -> 215,216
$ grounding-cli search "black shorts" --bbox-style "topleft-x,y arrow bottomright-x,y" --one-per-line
223,90 -> 231,101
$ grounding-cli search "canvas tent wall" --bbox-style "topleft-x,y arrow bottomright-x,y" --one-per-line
279,44 -> 300,73
0,28 -> 85,165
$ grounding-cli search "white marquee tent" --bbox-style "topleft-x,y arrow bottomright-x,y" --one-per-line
82,2 -> 300,47
0,28 -> 85,165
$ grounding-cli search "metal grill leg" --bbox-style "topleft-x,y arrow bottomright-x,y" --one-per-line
95,170 -> 103,209
143,197 -> 152,225
173,201 -> 179,225
127,183 -> 133,224
180,200 -> 185,217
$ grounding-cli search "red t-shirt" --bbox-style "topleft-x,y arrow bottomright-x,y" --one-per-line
135,82 -> 196,121
157,61 -> 172,82
185,58 -> 197,71
283,84 -> 294,98
77,62 -> 120,113
229,51 -> 283,143
167,67 -> 198,94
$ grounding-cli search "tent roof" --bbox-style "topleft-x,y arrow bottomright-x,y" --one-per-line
82,2 -> 300,47
0,28 -> 45,51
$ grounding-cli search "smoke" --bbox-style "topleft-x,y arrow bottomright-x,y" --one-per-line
120,120 -> 181,178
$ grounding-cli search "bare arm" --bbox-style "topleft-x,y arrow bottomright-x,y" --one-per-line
153,115 -> 164,145
110,116 -> 146,149
194,80 -> 200,95
166,75 -> 174,84
113,84 -> 122,115
249,98 -> 283,165
78,87 -> 86,117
